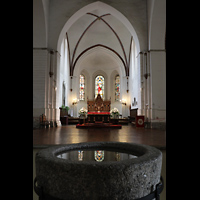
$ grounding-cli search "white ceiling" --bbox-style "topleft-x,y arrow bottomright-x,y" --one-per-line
78,48 -> 121,72
67,8 -> 132,75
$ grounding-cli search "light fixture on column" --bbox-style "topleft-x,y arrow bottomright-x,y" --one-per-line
72,98 -> 79,105
120,99 -> 126,106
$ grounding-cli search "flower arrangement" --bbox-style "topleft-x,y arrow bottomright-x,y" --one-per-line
110,107 -> 119,114
79,107 -> 88,118
110,107 -> 119,119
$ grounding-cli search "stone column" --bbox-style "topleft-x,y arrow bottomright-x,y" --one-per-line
46,49 -> 61,127
55,51 -> 61,126
143,52 -> 148,120
149,50 -> 166,129
139,52 -> 144,116
33,48 -> 49,128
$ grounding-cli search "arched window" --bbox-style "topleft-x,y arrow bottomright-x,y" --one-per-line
79,74 -> 85,100
95,75 -> 104,99
115,75 -> 120,101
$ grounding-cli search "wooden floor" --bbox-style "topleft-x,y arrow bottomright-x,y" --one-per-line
33,124 -> 166,149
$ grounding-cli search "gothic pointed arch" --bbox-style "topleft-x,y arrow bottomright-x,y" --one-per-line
57,1 -> 141,79
57,1 -> 140,52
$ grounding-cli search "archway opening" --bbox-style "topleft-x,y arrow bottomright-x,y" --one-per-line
57,1 -> 141,117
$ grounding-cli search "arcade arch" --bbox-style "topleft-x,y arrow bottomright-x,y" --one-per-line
57,1 -> 141,117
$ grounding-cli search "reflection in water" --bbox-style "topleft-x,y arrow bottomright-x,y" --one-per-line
95,150 -> 104,162
78,150 -> 83,161
57,150 -> 137,162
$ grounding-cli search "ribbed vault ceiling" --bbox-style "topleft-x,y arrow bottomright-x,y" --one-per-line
67,8 -> 133,76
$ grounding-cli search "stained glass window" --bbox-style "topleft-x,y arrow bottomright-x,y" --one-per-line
80,75 -> 85,100
95,75 -> 104,99
115,75 -> 120,101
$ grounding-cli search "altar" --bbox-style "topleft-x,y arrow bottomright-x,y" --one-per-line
87,111 -> 110,123
76,94 -> 121,129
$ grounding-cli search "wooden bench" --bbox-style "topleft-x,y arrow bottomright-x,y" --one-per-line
68,117 -> 79,124
39,114 -> 50,128
118,118 -> 129,125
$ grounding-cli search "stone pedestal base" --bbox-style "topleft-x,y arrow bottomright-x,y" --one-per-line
35,142 -> 162,200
